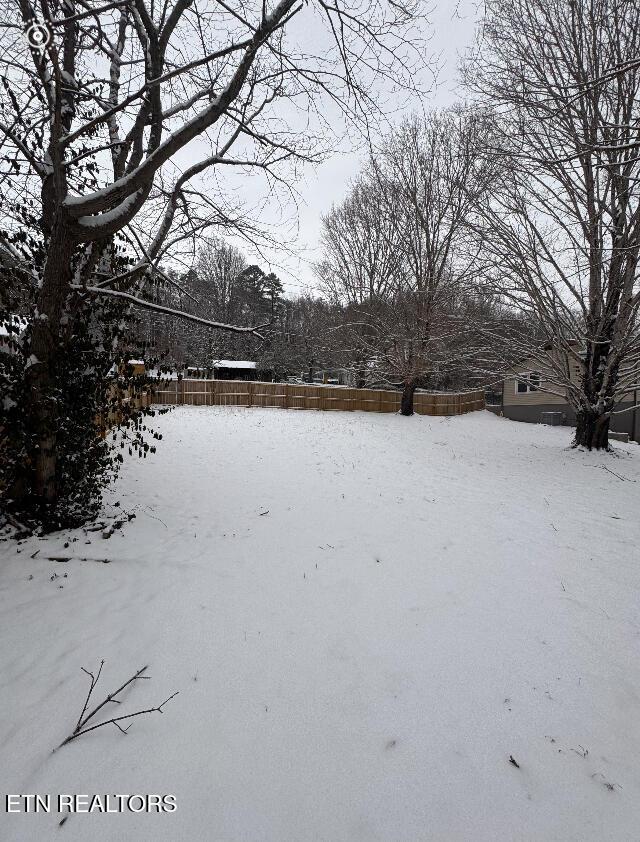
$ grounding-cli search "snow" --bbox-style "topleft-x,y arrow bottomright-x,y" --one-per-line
76,190 -> 145,230
0,315 -> 28,337
147,368 -> 178,380
213,360 -> 257,369
1,409 -> 639,841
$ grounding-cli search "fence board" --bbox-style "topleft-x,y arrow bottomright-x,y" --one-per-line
151,379 -> 485,418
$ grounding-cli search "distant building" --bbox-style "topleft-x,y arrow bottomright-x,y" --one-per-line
212,360 -> 273,381
213,360 -> 257,381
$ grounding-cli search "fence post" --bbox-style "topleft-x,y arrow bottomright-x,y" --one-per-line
247,380 -> 254,408
179,378 -> 185,405
283,383 -> 289,410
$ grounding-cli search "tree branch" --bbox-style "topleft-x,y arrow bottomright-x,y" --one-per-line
70,284 -> 270,337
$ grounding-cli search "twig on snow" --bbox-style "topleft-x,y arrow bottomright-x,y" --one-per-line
590,464 -> 635,482
136,506 -> 168,528
58,663 -> 178,748
76,660 -> 106,732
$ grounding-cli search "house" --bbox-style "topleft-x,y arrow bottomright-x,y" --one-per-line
496,349 -> 639,442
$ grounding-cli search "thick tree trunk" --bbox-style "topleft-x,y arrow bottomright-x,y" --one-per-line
400,380 -> 417,416
573,407 -> 610,450
576,323 -> 619,451
23,224 -> 76,508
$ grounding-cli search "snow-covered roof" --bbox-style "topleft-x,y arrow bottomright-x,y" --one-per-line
213,360 -> 257,369
128,359 -> 145,366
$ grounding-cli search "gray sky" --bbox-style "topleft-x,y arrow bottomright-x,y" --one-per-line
234,0 -> 481,297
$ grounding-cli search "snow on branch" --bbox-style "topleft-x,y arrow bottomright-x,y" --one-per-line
71,284 -> 270,337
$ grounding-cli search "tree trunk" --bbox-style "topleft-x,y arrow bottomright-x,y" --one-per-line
23,224 -> 76,508
573,407 -> 610,450
400,380 -> 417,416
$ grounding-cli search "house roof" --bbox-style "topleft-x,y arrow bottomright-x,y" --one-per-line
512,340 -> 585,369
213,360 -> 257,369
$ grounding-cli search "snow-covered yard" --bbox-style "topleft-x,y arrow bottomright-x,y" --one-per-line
1,408 -> 639,841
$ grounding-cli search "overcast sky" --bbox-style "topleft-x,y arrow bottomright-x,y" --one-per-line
232,0 -> 481,298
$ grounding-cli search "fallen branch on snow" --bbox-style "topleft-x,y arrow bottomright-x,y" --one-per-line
58,662 -> 179,748
588,464 -> 636,482
599,465 -> 635,482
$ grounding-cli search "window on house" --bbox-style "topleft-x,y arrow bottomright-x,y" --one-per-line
516,372 -> 543,394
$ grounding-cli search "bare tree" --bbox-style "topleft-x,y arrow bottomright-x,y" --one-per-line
274,295 -> 341,382
464,0 -> 640,449
349,290 -> 456,413
319,110 -> 494,412
195,240 -> 248,326
317,173 -> 407,306
373,112 -> 489,296
315,170 -> 408,386
0,0 -> 426,521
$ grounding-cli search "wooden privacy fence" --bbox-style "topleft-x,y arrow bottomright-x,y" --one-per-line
152,379 -> 485,416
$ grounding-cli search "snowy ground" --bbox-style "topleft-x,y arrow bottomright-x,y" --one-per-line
1,408 -> 639,841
